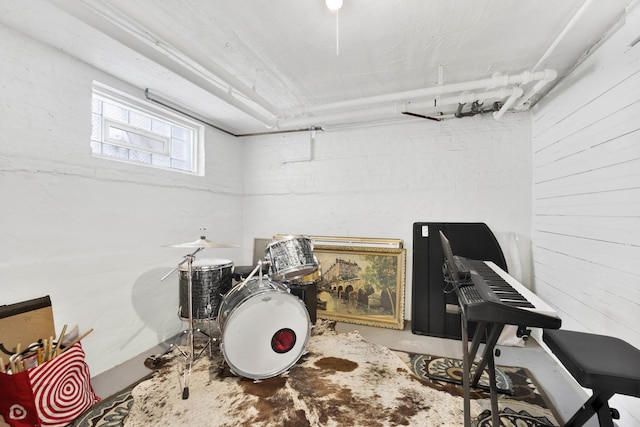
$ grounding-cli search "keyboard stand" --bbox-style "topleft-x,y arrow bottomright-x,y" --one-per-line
437,234 -> 561,426
459,309 -> 505,427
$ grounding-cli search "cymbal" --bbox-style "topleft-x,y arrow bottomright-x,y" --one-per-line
164,236 -> 239,249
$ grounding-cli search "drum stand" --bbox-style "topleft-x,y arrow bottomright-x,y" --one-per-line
161,247 -> 217,399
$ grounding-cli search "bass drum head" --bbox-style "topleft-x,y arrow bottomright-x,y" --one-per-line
220,290 -> 310,380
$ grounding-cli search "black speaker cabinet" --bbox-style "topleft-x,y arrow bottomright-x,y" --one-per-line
411,222 -> 507,340
289,282 -> 317,324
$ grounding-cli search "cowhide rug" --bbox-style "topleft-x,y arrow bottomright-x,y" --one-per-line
124,322 -> 482,426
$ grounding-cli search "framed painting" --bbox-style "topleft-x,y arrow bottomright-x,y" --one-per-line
313,244 -> 406,330
272,235 -> 403,249
311,236 -> 403,249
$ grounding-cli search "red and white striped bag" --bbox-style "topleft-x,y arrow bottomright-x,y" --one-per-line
0,343 -> 99,427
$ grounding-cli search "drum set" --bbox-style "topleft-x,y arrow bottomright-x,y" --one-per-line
161,234 -> 319,399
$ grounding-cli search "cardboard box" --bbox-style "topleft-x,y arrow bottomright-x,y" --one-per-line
0,296 -> 55,355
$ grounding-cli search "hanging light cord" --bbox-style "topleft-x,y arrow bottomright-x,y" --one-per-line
336,10 -> 340,55
326,0 -> 343,55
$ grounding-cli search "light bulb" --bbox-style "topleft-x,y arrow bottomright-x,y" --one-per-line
326,0 -> 343,12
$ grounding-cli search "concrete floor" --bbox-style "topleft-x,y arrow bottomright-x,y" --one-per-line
90,319 -> 603,427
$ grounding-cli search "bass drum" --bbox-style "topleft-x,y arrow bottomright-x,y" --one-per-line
217,276 -> 311,380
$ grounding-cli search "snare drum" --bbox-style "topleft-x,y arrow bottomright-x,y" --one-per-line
179,258 -> 233,320
265,235 -> 318,281
217,275 -> 311,380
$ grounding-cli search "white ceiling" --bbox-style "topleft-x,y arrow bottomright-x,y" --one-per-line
1,0 -> 635,135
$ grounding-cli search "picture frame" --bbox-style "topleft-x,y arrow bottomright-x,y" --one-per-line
272,235 -> 403,249
310,235 -> 403,249
313,244 -> 406,330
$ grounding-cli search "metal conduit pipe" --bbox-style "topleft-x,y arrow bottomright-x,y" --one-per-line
493,87 -> 524,119
276,106 -> 396,129
531,0 -> 596,72
285,0 -> 585,122
460,101 -> 504,117
513,69 -> 558,110
404,87 -> 521,111
275,87 -> 525,129
282,69 -> 553,117
405,86 -> 524,120
71,0 -> 279,126
507,0 -> 594,111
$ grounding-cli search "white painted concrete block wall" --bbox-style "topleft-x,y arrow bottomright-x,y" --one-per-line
2,20 -> 535,379
241,115 -> 534,320
0,25 -> 244,376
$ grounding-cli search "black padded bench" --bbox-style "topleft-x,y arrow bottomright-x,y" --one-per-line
543,329 -> 640,426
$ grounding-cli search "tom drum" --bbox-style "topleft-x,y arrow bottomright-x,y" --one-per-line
265,235 -> 318,281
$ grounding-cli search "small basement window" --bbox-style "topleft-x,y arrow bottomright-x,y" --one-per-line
90,82 -> 203,175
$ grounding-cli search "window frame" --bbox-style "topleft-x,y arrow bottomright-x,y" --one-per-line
91,82 -> 204,176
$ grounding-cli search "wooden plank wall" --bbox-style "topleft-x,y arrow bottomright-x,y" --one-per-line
532,2 -> 640,425
531,4 -> 639,423
532,5 -> 640,343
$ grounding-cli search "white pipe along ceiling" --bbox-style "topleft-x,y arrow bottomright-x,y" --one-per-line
1,0 -> 634,134
276,69 -> 557,129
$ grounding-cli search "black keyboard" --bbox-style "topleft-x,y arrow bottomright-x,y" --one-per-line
455,258 -> 561,329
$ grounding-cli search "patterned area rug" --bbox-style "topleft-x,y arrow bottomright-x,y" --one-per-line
123,323 -> 484,426
393,352 -> 560,427
67,387 -> 132,427
69,326 -> 559,427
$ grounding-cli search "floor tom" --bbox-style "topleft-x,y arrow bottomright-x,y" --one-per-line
179,258 -> 233,320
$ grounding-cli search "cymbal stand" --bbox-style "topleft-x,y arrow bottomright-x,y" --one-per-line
161,246 -> 213,400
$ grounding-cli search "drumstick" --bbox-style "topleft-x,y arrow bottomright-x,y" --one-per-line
13,343 -> 23,371
9,358 -> 17,374
42,338 -> 48,362
61,328 -> 94,353
16,353 -> 24,373
41,339 -> 46,362
55,324 -> 68,357
0,356 -> 4,373
48,336 -> 54,361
